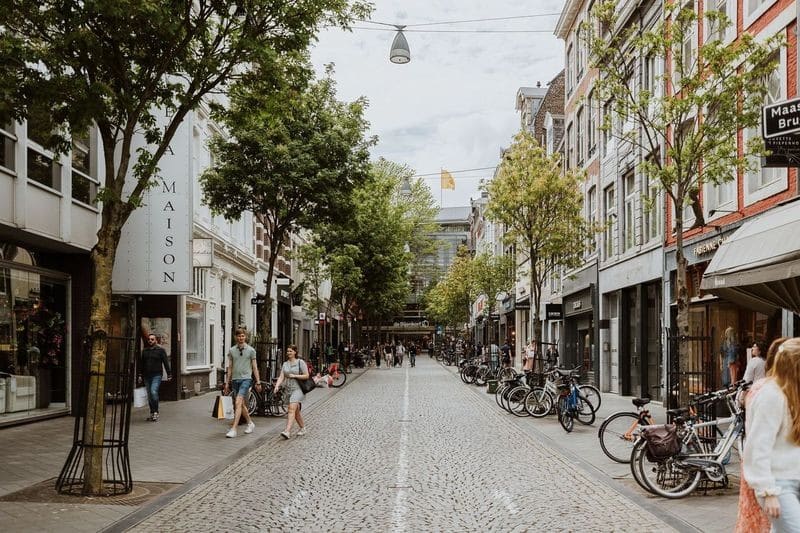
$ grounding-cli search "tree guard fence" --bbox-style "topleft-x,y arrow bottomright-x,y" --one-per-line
56,334 -> 135,496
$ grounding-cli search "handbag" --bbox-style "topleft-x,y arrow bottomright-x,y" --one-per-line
133,386 -> 147,408
297,360 -> 315,394
221,394 -> 234,419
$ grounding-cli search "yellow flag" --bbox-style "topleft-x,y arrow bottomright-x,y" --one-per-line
441,169 -> 455,190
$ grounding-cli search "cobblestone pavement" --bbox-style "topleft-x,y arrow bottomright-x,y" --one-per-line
127,357 -> 676,532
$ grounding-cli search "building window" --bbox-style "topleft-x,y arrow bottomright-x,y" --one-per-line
193,267 -> 207,299
587,92 -> 596,158
576,107 -> 584,165
745,50 -> 786,202
602,100 -> 613,157
705,0 -> 730,43
71,130 -> 98,205
603,184 -> 616,260
186,299 -> 206,367
26,109 -> 61,191
675,1 -> 696,84
623,170 -> 636,251
576,29 -> 585,81
566,44 -> 574,94
587,185 -> 597,253
644,170 -> 663,242
565,122 -> 573,170
0,120 -> 16,173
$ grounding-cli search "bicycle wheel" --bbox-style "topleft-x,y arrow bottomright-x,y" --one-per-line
630,438 -> 657,494
636,448 -> 701,499
497,367 -> 516,382
474,367 -> 489,386
507,386 -> 530,417
246,389 -> 258,416
557,396 -> 574,432
272,388 -> 288,416
579,385 -> 602,411
598,412 -> 641,463
524,387 -> 553,418
495,382 -> 511,408
576,395 -> 596,425
330,370 -> 346,388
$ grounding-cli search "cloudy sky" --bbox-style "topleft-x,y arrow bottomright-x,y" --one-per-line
310,0 -> 566,208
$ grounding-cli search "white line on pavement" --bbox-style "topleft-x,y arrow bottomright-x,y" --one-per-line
391,367 -> 410,532
281,489 -> 308,517
492,488 -> 520,515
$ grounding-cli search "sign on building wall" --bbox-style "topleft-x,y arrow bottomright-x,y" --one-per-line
112,126 -> 193,294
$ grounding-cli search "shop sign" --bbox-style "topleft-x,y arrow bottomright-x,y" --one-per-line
692,236 -> 728,257
250,294 -> 266,305
545,303 -> 563,320
192,238 -> 213,268
763,97 -> 800,138
113,129 -> 192,294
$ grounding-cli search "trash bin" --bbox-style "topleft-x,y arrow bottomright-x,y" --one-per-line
487,380 -> 498,394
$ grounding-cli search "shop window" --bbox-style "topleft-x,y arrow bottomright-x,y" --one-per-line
186,300 -> 206,367
27,148 -> 62,190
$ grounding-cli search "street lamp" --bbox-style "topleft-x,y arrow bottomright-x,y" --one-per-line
400,176 -> 412,197
390,27 -> 411,64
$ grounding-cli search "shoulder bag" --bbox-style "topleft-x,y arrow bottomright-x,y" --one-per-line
297,360 -> 315,394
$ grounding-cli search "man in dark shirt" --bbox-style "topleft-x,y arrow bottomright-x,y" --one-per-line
139,334 -> 172,422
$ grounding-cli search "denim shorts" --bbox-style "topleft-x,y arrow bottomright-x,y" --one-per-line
231,379 -> 252,398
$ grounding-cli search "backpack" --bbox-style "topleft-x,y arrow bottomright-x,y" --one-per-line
642,424 -> 680,461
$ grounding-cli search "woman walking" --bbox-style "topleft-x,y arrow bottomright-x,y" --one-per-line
735,337 -> 786,533
743,337 -> 800,532
274,345 -> 308,439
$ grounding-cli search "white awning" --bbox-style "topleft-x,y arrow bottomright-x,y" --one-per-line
701,200 -> 800,315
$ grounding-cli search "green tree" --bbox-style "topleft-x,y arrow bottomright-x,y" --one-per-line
424,246 -> 475,336
200,61 -> 374,345
328,243 -> 363,344
483,131 -> 596,350
585,1 -> 782,403
470,251 -> 515,340
0,0 -> 369,493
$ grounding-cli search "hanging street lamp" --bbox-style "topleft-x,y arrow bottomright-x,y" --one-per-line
390,26 -> 410,64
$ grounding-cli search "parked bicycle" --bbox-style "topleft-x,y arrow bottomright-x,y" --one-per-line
630,380 -> 749,498
598,396 -> 659,463
524,366 -> 601,418
555,375 -> 596,432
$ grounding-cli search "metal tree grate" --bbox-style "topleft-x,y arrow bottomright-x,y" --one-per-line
56,334 -> 135,496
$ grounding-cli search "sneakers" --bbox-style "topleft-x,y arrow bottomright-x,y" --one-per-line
146,413 -> 159,422
226,428 -> 237,438
244,422 -> 255,434
296,427 -> 306,436
280,431 -> 291,440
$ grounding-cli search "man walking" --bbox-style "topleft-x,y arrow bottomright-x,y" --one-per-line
139,333 -> 172,422
222,328 -> 261,438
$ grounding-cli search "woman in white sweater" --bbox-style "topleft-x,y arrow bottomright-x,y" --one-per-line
743,337 -> 800,532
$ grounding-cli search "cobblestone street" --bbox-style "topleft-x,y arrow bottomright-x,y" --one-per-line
124,357 -> 676,532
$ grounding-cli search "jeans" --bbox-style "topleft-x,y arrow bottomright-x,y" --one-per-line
766,479 -> 800,533
144,374 -> 162,414
231,378 -> 252,398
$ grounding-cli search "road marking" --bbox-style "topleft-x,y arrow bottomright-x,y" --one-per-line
281,489 -> 308,517
492,489 -> 519,515
391,367 -> 410,532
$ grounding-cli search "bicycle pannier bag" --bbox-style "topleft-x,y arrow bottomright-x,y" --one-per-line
642,424 -> 680,461
297,360 -> 315,394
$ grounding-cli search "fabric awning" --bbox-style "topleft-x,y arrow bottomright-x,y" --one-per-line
701,200 -> 800,315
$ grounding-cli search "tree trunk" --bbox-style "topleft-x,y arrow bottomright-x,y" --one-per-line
83,225 -> 119,494
674,204 -> 691,407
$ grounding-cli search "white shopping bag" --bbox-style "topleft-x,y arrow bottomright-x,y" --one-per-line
133,387 -> 148,408
221,394 -> 235,419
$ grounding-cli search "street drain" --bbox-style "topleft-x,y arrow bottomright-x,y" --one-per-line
0,479 -> 181,506
389,485 -> 412,489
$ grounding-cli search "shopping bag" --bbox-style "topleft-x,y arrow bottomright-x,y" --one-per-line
221,394 -> 234,419
211,395 -> 225,419
133,387 -> 148,408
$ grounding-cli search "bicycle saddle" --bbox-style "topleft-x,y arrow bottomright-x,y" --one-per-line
632,398 -> 651,407
666,407 -> 690,417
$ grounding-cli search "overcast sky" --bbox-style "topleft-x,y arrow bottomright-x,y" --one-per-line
310,0 -> 566,208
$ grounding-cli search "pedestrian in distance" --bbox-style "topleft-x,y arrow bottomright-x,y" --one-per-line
743,337 -> 800,532
222,328 -> 261,438
408,342 -> 417,367
274,345 -> 308,439
374,342 -> 381,367
138,333 -> 172,422
396,342 -> 405,367
383,342 -> 393,368
744,340 -> 769,384
720,326 -> 740,386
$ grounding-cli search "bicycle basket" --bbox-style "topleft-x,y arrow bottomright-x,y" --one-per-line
641,424 -> 680,461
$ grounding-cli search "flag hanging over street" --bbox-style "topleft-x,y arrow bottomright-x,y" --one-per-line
441,169 -> 455,190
